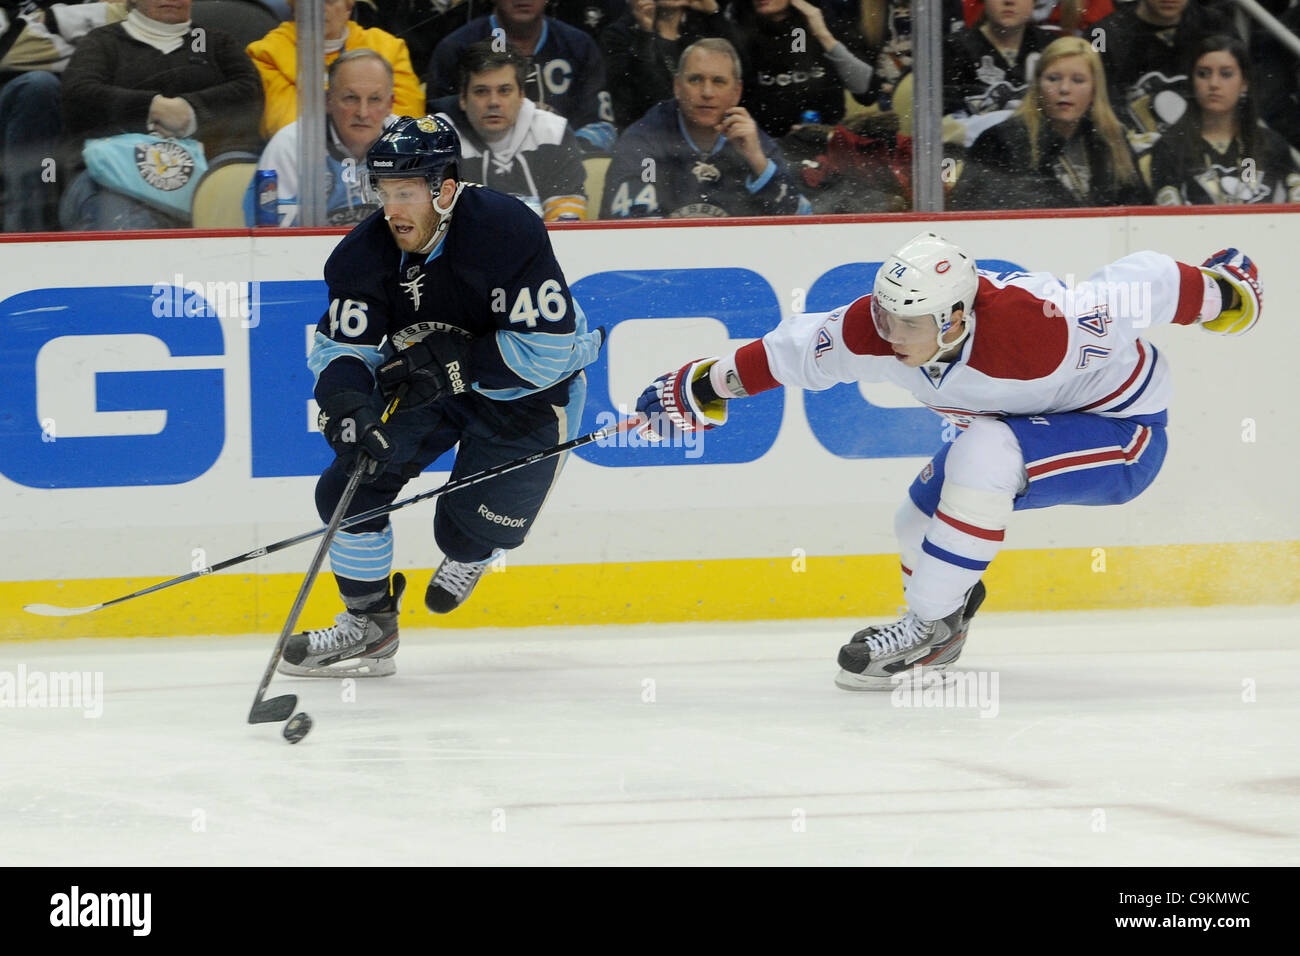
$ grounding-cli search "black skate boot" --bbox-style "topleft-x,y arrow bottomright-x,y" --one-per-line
279,573 -> 406,678
425,556 -> 493,613
835,580 -> 986,691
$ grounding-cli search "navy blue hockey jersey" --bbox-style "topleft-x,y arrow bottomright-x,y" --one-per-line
311,184 -> 602,408
427,15 -> 616,152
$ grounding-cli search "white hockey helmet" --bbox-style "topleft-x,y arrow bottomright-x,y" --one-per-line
872,232 -> 979,358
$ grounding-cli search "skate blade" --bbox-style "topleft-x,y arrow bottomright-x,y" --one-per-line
278,657 -> 396,679
834,664 -> 952,692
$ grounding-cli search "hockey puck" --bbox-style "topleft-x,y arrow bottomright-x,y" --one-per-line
283,711 -> 313,744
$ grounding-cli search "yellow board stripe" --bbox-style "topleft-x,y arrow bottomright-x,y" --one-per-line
2,540 -> 1298,641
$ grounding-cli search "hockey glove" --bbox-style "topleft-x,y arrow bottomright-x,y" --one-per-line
636,358 -> 729,442
317,390 -> 396,480
376,333 -> 472,409
1199,248 -> 1261,336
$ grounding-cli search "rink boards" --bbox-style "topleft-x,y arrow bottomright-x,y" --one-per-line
2,209 -> 1298,639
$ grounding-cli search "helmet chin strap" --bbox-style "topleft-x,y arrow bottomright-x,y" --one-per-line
418,181 -> 466,254
923,308 -> 974,364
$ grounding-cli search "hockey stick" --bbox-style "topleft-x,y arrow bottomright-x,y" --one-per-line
24,414 -> 645,618
248,390 -> 410,724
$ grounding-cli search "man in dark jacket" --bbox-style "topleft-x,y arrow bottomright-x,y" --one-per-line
427,0 -> 616,152
600,0 -> 740,130
600,37 -> 809,217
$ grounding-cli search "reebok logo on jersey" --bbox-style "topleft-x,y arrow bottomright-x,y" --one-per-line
478,504 -> 527,528
446,360 -> 466,394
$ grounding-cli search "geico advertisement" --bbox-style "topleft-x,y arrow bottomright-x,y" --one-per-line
0,256 -> 1029,490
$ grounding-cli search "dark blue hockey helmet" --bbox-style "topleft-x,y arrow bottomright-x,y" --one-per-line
366,115 -> 460,191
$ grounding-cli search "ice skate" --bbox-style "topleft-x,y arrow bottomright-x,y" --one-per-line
425,556 -> 491,613
279,574 -> 406,678
835,581 -> 986,691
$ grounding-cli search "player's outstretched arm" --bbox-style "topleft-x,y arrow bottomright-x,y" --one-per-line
1198,248 -> 1262,336
636,358 -> 730,441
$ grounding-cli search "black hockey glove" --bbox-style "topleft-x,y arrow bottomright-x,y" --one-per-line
376,333 -> 472,409
317,390 -> 396,481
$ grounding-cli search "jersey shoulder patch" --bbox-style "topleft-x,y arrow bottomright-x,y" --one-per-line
966,277 -> 1069,380
841,295 -> 893,356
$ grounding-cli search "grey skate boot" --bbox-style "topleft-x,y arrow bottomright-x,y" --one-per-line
425,555 -> 494,613
278,573 -> 406,678
834,581 -> 986,691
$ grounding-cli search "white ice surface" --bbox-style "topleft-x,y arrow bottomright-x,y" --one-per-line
2,607 -> 1298,866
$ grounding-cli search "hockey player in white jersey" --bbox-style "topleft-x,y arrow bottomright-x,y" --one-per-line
636,232 -> 1261,689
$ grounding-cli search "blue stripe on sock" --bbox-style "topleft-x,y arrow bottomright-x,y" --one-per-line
329,527 -> 393,581
921,537 -> 990,571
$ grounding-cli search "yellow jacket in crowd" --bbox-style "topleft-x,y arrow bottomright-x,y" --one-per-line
246,21 -> 425,140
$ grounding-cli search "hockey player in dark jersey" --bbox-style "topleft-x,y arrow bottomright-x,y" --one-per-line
279,114 -> 604,678
600,38 -> 809,218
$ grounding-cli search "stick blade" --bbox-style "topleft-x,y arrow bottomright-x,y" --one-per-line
249,694 -> 297,724
23,602 -> 105,617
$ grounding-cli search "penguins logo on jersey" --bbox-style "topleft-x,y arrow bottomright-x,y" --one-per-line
392,321 -> 473,349
691,161 -> 721,183
1125,72 -> 1188,135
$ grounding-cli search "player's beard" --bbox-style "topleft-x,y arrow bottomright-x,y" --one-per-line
388,208 -> 440,252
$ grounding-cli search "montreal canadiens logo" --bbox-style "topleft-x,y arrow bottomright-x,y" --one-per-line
935,260 -> 951,274
134,141 -> 196,191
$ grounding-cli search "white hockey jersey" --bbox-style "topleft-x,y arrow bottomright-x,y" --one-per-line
741,252 -> 1208,426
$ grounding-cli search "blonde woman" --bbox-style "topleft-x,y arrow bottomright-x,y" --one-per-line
952,35 -> 1148,209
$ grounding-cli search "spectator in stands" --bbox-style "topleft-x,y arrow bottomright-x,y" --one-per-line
350,0 -> 474,74
600,37 -> 809,216
246,0 -> 424,140
435,41 -> 587,219
944,0 -> 1053,146
1245,0 -> 1300,152
1,2 -> 127,232
959,0 -> 1115,37
1149,34 -> 1300,204
550,0 -> 628,39
1093,0 -> 1236,146
601,0 -> 740,130
952,35 -> 1149,209
427,0 -> 617,153
59,0 -> 263,230
852,0 -> 965,110
725,0 -> 874,138
243,48 -> 398,226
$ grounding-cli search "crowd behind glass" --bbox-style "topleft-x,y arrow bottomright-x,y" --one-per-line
0,0 -> 1297,231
